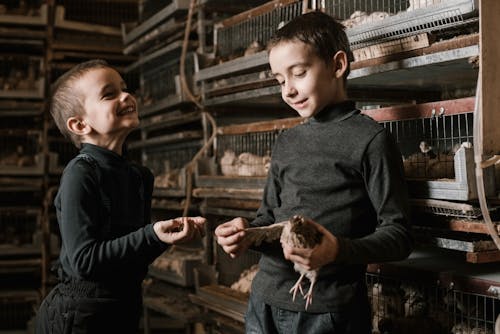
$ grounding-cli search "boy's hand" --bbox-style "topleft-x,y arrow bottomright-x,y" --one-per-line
214,217 -> 250,258
281,220 -> 339,271
154,216 -> 206,244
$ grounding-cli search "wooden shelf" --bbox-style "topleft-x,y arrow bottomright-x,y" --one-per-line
122,0 -> 190,46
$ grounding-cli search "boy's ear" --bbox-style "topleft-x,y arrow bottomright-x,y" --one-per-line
67,117 -> 91,136
332,51 -> 348,79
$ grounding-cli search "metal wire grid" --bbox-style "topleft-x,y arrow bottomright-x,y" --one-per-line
0,56 -> 42,92
349,8 -> 465,49
418,205 -> 483,219
215,130 -> 282,161
0,209 -> 40,246
56,0 -> 138,27
215,0 -> 304,58
140,0 -> 172,23
0,0 -> 43,16
323,0 -> 409,20
449,289 -> 499,333
0,130 -> 42,166
215,241 -> 261,287
381,112 -> 473,179
141,54 -> 195,103
48,138 -> 78,169
322,0 -> 474,49
0,300 -> 36,330
144,142 -> 201,175
366,272 -> 499,333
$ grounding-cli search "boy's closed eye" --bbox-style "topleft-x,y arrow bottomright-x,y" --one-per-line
292,69 -> 306,77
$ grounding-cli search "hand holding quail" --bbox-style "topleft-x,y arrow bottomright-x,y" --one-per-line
244,215 -> 334,310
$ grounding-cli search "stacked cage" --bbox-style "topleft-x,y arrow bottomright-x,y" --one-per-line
194,117 -> 302,218
0,4 -> 48,328
189,117 -> 302,333
52,0 -> 137,69
366,260 -> 500,334
363,98 -> 500,263
122,1 -> 271,331
0,55 -> 44,99
322,0 -> 479,57
195,0 -> 305,107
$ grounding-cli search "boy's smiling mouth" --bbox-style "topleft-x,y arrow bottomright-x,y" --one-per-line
117,105 -> 136,116
291,98 -> 308,108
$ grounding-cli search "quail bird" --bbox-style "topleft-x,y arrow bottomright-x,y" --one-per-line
244,215 -> 323,309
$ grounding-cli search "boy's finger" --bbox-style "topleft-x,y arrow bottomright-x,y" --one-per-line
189,216 -> 207,225
157,219 -> 176,231
216,230 -> 245,246
215,224 -> 241,237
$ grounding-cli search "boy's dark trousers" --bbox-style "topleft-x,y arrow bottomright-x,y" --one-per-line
35,278 -> 142,334
245,292 -> 372,334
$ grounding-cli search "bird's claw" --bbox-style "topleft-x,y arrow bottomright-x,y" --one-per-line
304,291 -> 313,310
289,281 -> 304,301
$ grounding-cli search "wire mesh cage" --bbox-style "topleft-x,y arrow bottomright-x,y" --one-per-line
384,112 -> 473,180
363,98 -> 495,201
213,118 -> 302,177
322,0 -> 479,50
0,293 -> 38,331
135,51 -> 197,112
215,239 -> 260,288
0,0 -> 47,25
144,141 -> 202,191
367,272 -> 452,333
48,137 -> 78,174
0,129 -> 43,175
214,0 -> 304,60
55,0 -> 137,28
139,0 -> 173,23
216,130 -> 276,177
0,55 -> 44,99
449,289 -> 499,333
0,207 -> 41,253
366,271 -> 500,334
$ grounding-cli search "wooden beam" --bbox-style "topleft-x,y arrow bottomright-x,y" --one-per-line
351,33 -> 479,70
466,250 -> 500,263
479,0 -> 500,155
218,117 -> 303,135
217,0 -> 298,28
54,6 -> 121,36
205,198 -> 261,210
362,97 -> 475,122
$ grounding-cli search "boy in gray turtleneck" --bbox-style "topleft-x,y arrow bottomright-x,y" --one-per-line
215,11 -> 413,334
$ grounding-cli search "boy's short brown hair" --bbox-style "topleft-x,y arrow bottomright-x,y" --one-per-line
267,11 -> 354,83
50,59 -> 110,148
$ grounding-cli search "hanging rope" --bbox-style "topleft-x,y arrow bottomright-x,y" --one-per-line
179,0 -> 217,217
473,76 -> 500,250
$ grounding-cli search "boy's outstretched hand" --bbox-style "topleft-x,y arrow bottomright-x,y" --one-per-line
154,216 -> 206,244
215,217 -> 250,258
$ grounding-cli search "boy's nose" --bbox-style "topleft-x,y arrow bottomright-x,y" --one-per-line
284,83 -> 297,98
120,91 -> 131,102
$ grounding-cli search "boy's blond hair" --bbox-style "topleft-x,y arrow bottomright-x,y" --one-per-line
267,11 -> 354,85
50,59 -> 109,148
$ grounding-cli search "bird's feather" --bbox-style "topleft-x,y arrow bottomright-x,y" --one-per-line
243,215 -> 323,310
244,222 -> 286,246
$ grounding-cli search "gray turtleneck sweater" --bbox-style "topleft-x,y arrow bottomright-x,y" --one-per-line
250,100 -> 413,312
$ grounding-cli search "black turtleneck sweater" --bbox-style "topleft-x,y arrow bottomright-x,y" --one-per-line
55,143 -> 166,297
250,101 -> 413,312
